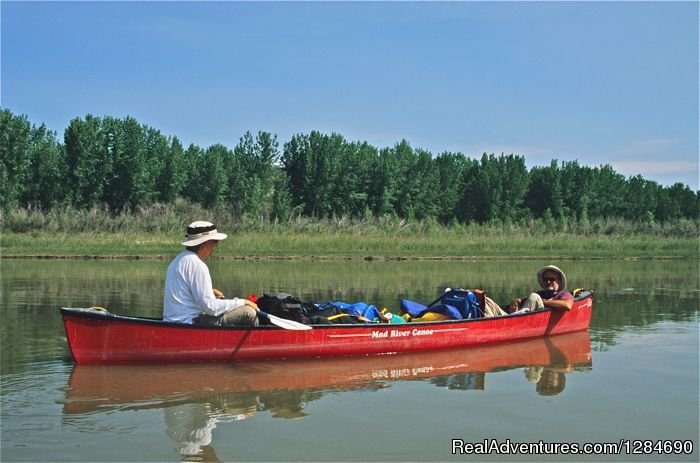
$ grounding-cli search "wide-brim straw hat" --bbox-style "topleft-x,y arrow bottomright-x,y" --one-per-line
537,265 -> 567,291
181,221 -> 227,246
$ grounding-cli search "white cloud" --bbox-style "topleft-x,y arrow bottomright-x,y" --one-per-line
620,138 -> 676,154
611,160 -> 698,177
607,138 -> 700,188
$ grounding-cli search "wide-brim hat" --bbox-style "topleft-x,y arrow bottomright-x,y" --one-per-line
537,265 -> 567,291
181,221 -> 227,246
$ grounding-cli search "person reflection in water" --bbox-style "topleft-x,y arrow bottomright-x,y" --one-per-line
536,369 -> 567,396
164,391 -> 312,462
525,365 -> 570,396
524,335 -> 577,396
164,394 -> 259,462
165,403 -> 221,462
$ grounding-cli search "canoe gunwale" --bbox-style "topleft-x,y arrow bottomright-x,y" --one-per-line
60,289 -> 594,330
60,307 -> 545,329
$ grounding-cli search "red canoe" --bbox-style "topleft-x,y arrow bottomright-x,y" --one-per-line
61,291 -> 593,364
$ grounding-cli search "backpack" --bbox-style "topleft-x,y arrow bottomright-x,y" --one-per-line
400,289 -> 484,320
440,289 -> 483,319
256,292 -> 309,323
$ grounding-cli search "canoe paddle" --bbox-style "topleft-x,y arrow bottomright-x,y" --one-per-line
257,310 -> 312,330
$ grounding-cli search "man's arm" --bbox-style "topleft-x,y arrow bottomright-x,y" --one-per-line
543,295 -> 574,311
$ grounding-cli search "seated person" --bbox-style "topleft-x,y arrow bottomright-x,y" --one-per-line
163,221 -> 259,326
509,265 -> 574,313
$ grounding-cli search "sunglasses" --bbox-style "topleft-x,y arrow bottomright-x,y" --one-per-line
543,276 -> 560,283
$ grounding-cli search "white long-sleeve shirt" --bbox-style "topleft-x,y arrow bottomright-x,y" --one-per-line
163,250 -> 245,323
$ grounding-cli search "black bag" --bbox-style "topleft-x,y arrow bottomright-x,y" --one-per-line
256,292 -> 309,323
305,303 -> 366,325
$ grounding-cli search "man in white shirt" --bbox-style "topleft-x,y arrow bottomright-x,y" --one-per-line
163,221 -> 259,326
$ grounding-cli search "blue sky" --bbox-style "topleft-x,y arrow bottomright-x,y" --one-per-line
2,1 -> 698,189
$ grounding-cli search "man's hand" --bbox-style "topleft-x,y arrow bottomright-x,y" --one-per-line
213,288 -> 224,299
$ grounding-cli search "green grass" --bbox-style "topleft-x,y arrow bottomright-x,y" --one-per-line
2,230 -> 697,259
1,203 -> 698,259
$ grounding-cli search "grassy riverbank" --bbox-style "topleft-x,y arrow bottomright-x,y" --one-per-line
2,230 -> 697,259
1,205 -> 698,259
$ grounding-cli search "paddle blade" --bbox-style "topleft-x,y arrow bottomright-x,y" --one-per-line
258,311 -> 312,330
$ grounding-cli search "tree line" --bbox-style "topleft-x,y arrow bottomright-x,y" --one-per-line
1,108 -> 698,225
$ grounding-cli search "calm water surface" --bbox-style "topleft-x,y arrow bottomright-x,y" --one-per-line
1,259 -> 698,462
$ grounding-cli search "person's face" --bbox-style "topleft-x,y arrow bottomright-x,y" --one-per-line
200,239 -> 219,260
542,271 -> 561,291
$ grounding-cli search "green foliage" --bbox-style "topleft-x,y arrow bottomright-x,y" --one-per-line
526,160 -> 564,219
3,203 -> 698,258
156,136 -> 186,203
270,169 -> 292,222
102,116 -> 148,212
1,110 -> 33,210
231,131 -> 281,219
64,115 -> 108,209
1,108 -> 698,230
181,144 -> 205,204
434,151 -> 467,222
21,123 -> 66,210
281,133 -> 312,215
199,144 -> 229,208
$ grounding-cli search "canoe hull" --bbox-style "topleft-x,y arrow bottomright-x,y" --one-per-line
61,294 -> 593,364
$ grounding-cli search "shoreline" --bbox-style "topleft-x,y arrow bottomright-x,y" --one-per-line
3,230 -> 697,261
1,254 -> 693,261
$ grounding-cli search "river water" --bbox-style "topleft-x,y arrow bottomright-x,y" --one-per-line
1,258 -> 698,462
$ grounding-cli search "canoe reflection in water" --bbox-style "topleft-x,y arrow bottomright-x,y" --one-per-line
63,331 -> 592,461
